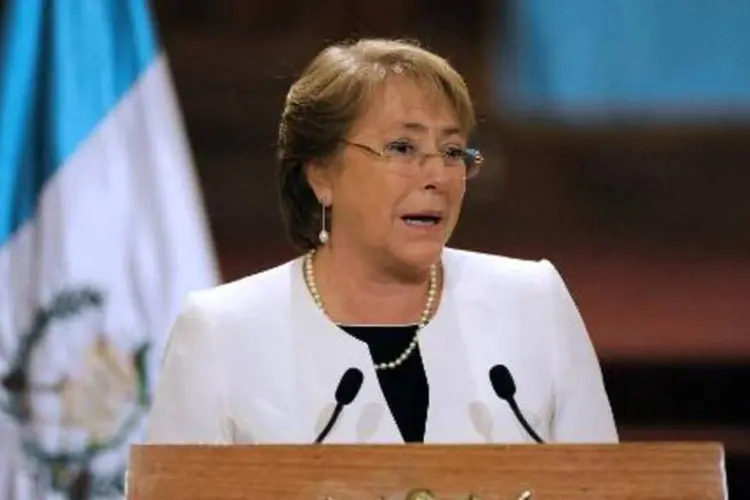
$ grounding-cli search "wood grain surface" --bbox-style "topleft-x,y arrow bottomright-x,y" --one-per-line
126,442 -> 726,499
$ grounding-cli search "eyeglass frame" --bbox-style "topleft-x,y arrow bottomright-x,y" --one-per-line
340,139 -> 484,179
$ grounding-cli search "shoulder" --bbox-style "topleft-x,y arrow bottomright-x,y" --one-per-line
173,257 -> 301,337
195,258 -> 297,307
442,247 -> 579,331
442,247 -> 564,297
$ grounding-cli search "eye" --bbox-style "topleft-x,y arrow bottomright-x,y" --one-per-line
384,140 -> 417,157
443,145 -> 466,160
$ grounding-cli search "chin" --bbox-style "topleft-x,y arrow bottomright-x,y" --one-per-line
389,242 -> 444,275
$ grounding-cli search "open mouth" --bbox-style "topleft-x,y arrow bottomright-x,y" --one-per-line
401,214 -> 443,227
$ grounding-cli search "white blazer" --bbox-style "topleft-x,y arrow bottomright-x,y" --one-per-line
144,248 -> 618,445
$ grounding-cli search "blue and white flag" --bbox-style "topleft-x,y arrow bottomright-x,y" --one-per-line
0,1 -> 219,498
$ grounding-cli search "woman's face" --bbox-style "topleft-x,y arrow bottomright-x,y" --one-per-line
308,77 -> 470,274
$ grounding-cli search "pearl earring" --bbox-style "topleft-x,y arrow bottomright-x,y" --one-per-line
318,200 -> 329,245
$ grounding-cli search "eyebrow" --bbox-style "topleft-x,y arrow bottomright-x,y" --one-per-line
399,122 -> 463,137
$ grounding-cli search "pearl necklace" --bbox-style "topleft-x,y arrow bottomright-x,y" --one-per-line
303,249 -> 439,370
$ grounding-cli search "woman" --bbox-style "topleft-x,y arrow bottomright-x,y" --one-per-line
145,38 -> 618,445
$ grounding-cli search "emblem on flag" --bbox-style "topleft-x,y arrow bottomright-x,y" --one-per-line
1,287 -> 151,497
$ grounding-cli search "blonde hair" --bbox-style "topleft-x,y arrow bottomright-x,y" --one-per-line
277,38 -> 476,250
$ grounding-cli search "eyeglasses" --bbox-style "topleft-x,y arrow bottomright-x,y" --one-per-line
342,139 -> 483,179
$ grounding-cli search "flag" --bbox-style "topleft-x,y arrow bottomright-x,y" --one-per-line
0,1 -> 220,498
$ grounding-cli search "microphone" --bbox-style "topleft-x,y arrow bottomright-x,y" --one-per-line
314,367 -> 364,443
489,364 -> 545,444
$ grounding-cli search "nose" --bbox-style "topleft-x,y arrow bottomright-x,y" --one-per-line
420,153 -> 448,186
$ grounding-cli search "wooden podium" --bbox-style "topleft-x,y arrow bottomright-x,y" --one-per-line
126,442 -> 726,499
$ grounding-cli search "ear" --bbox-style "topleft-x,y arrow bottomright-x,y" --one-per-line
304,160 -> 333,205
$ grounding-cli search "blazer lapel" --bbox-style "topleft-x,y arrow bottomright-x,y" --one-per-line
444,251 -> 552,444
421,251 -> 544,444
419,259 -> 485,444
288,258 -> 402,444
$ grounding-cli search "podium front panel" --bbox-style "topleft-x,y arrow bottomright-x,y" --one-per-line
127,442 -> 726,499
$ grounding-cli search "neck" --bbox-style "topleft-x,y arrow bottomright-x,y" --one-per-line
307,245 -> 440,325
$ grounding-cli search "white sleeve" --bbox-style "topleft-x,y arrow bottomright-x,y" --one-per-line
540,260 -> 619,443
144,293 -> 231,444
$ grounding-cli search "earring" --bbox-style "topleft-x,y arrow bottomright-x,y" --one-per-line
318,200 -> 329,245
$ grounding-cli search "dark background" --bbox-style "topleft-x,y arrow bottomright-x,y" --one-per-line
153,1 -> 750,495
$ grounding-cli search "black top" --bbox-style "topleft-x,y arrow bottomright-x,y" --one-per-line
338,324 -> 429,443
